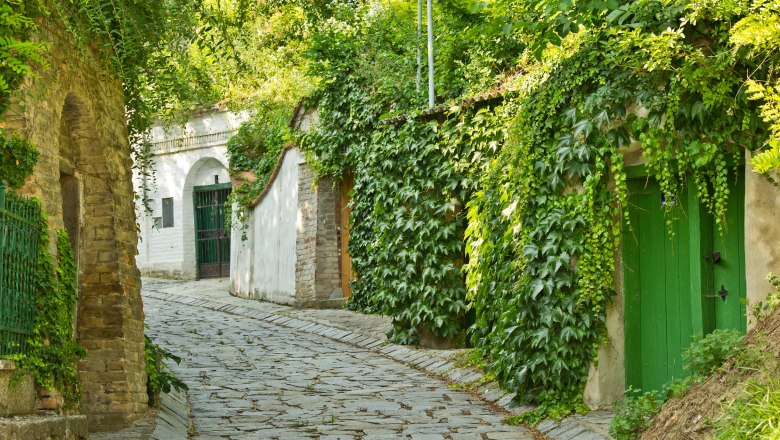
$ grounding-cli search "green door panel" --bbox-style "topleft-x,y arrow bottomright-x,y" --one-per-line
710,171 -> 747,333
624,179 -> 694,392
624,169 -> 747,393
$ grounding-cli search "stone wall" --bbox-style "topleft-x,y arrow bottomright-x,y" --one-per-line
1,22 -> 146,431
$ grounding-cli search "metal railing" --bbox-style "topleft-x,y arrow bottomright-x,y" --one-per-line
151,129 -> 237,154
0,182 -> 39,356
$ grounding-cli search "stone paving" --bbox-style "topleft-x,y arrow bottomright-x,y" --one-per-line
99,277 -> 613,440
143,293 -> 536,439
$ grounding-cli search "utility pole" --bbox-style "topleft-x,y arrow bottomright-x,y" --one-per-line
416,0 -> 422,93
426,0 -> 435,108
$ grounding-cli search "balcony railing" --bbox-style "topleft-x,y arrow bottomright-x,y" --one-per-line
151,129 -> 237,154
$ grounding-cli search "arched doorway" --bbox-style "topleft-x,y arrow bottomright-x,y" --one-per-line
182,157 -> 230,278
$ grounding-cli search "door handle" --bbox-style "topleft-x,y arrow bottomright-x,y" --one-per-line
703,251 -> 721,263
704,284 -> 728,302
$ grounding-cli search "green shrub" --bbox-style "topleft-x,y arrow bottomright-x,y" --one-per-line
609,388 -> 662,440
683,329 -> 745,377
145,332 -> 188,406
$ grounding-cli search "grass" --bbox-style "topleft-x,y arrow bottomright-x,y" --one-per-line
716,376 -> 780,440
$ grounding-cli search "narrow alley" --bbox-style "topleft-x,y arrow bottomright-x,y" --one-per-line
141,278 -> 540,439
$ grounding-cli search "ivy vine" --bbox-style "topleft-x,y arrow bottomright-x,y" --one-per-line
9,220 -> 86,407
347,107 -> 505,343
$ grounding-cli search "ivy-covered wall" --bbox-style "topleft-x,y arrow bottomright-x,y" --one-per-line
301,0 -> 775,419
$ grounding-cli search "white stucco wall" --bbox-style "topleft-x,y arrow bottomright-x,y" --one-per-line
133,109 -> 247,279
230,148 -> 301,304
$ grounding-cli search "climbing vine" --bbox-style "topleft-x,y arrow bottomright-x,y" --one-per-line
223,101 -> 302,236
9,223 -> 86,407
0,132 -> 39,189
466,1 -> 766,418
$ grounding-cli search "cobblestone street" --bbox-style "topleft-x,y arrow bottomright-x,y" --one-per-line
143,279 -> 538,439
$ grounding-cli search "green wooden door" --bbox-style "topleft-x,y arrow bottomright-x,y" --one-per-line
624,179 -> 694,392
709,173 -> 747,333
623,170 -> 746,392
194,183 -> 231,279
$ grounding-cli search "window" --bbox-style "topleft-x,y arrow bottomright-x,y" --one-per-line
162,197 -> 174,228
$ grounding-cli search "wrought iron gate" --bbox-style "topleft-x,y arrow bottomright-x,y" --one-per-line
194,183 -> 231,279
0,183 -> 39,356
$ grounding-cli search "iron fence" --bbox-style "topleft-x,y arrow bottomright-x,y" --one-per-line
0,182 -> 39,356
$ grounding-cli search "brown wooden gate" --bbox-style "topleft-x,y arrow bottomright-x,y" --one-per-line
340,173 -> 354,297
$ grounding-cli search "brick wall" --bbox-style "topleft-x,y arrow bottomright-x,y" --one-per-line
314,177 -> 341,301
295,164 -> 318,304
1,23 -> 147,430
294,165 -> 342,307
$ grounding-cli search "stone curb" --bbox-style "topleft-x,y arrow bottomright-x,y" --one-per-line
150,388 -> 192,439
89,381 -> 192,440
144,289 -> 613,440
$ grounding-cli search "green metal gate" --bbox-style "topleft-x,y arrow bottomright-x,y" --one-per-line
194,183 -> 231,279
0,183 -> 39,356
623,167 -> 746,392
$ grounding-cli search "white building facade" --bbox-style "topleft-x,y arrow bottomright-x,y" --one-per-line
133,109 -> 248,279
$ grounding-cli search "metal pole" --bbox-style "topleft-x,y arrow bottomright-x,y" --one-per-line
427,0 -> 435,108
416,0 -> 422,93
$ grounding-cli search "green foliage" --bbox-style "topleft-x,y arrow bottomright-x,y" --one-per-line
297,0 -> 771,423
225,105 -> 291,231
466,42 -> 623,412
0,0 -> 228,158
609,376 -> 700,439
10,226 -> 86,407
0,0 -> 45,116
0,132 -> 38,189
610,329 -> 744,439
227,109 -> 289,173
609,387 -> 663,440
716,376 -> 780,440
346,107 -> 504,343
683,330 -> 745,377
145,331 -> 188,406
514,390 -> 590,425
464,2 -> 765,418
729,1 -> 780,174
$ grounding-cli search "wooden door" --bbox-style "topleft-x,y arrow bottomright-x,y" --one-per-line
710,172 -> 747,332
624,178 -> 694,392
340,173 -> 354,297
623,170 -> 746,392
194,183 -> 231,279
